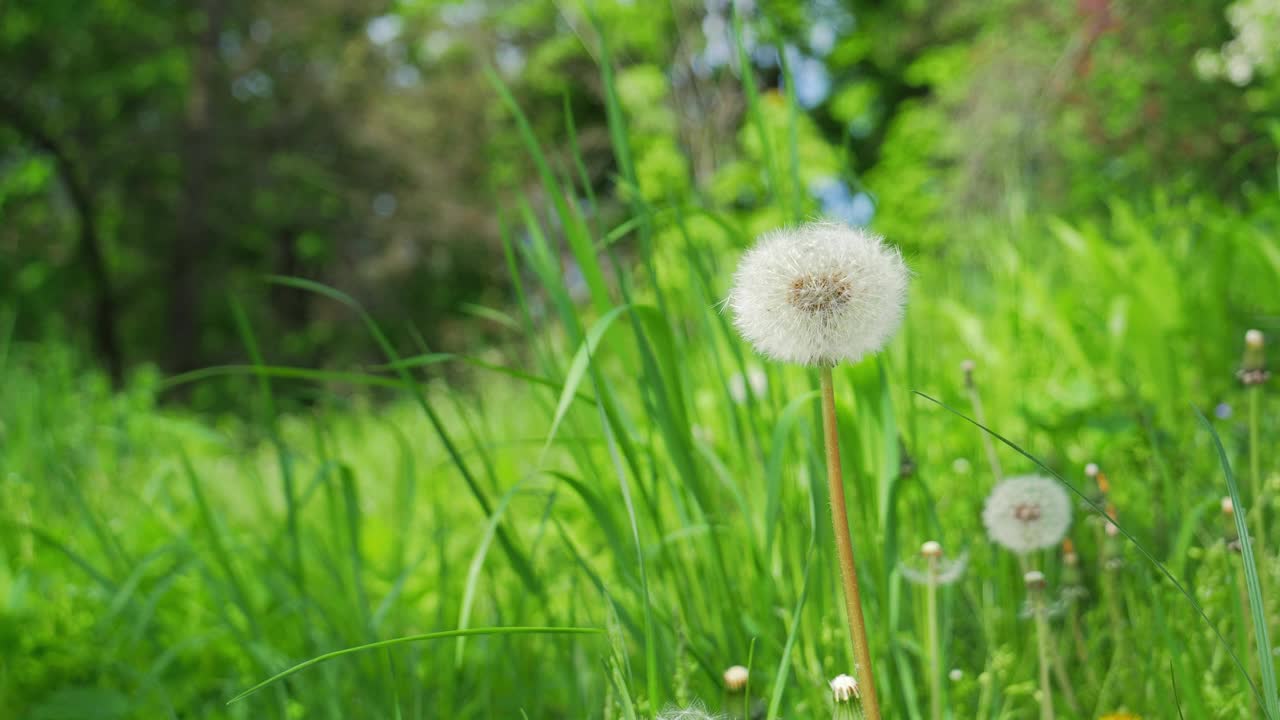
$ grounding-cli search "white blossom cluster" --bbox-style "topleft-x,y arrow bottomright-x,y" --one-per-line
1194,0 -> 1280,86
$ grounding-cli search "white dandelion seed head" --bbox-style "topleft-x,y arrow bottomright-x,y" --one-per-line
723,665 -> 749,691
657,701 -> 722,720
949,668 -> 963,682
982,475 -> 1073,554
830,673 -> 859,702
921,540 -> 943,558
1222,496 -> 1235,515
727,221 -> 909,366
1024,570 -> 1046,589
1247,329 -> 1265,349
1084,463 -> 1099,478
900,549 -> 969,586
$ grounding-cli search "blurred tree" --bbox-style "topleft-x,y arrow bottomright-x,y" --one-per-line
1,0 -> 1272,401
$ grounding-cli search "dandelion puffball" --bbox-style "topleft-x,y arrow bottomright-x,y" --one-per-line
830,674 -> 860,702
982,475 -> 1073,554
727,221 -> 909,366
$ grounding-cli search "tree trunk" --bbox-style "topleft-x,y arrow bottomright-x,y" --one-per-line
0,99 -> 124,385
169,0 -> 223,373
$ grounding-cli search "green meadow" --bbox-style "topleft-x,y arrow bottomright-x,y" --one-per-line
4,1 -> 1280,718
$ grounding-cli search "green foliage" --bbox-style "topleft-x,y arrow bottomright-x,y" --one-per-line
5,1 -> 1280,718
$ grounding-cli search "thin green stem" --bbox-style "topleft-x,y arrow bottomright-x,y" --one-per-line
926,559 -> 942,720
820,366 -> 882,720
1032,587 -> 1056,720
1249,387 -> 1266,550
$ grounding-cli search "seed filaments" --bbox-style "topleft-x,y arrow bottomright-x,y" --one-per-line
830,674 -> 860,702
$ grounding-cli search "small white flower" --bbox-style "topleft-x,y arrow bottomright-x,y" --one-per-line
982,475 -> 1073,554
1246,329 -> 1265,349
830,673 -> 860,702
1227,50 -> 1254,86
949,668 -> 964,682
727,221 -> 909,366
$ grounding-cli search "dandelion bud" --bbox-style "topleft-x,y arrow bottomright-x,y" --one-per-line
1239,329 -> 1270,386
1024,570 -> 1047,591
1222,496 -> 1235,516
830,674 -> 860,702
727,221 -> 909,366
921,540 -> 943,558
723,665 -> 749,692
1062,538 -> 1079,567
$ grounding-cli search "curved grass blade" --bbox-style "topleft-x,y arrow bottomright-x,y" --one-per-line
914,391 -> 1269,715
227,626 -> 603,705
1198,408 -> 1279,719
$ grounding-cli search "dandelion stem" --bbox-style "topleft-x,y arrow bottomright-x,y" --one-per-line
1067,601 -> 1098,691
926,556 -> 942,720
1031,584 -> 1056,720
1249,387 -> 1266,552
820,366 -> 881,720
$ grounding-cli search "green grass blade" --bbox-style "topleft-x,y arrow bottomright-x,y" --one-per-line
1198,408 -> 1279,719
226,627 -> 603,705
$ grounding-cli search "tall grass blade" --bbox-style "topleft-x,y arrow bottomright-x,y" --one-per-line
1198,408 -> 1280,719
226,627 -> 603,705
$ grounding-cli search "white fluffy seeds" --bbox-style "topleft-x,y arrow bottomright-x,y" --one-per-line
830,673 -> 860,702
727,221 -> 909,366
982,475 -> 1073,554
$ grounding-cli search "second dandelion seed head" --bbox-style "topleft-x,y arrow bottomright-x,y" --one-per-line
982,475 -> 1073,554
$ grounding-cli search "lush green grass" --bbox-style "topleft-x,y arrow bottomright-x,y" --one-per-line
4,37 -> 1280,720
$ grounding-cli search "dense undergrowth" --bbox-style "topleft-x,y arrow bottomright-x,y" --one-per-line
4,185 -> 1279,718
